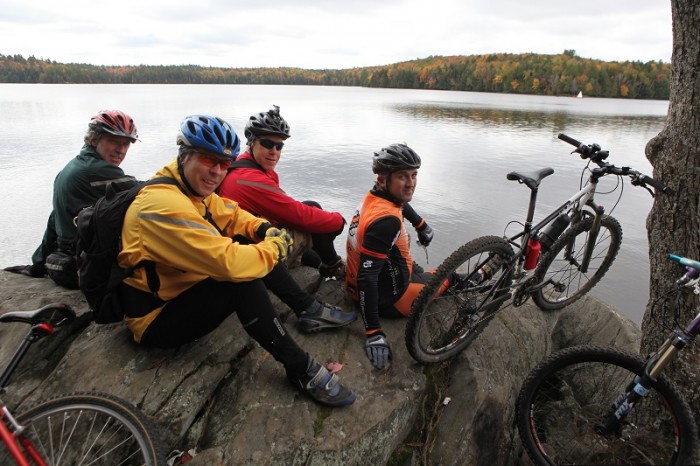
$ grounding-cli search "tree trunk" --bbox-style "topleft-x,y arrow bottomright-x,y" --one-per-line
642,0 -> 700,419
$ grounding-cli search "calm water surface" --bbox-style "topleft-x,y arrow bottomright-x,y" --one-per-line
0,84 -> 668,325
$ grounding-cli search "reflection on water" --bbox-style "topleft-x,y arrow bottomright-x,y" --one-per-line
394,103 -> 666,133
0,84 -> 667,325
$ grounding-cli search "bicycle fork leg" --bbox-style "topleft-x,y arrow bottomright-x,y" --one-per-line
579,204 -> 605,273
19,435 -> 48,466
0,414 -> 32,466
595,344 -> 680,436
595,377 -> 648,435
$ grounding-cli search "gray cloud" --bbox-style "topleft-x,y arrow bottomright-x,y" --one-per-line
0,0 -> 672,69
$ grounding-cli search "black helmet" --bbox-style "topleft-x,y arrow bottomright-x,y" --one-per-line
244,105 -> 291,140
372,143 -> 422,174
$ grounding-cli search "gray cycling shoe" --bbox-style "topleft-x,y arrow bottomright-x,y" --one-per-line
288,359 -> 356,407
297,301 -> 357,333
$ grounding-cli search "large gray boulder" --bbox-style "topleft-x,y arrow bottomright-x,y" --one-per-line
0,269 -> 641,465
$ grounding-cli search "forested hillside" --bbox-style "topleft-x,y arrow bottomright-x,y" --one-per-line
0,50 -> 670,99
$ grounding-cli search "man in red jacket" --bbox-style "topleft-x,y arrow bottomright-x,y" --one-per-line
219,106 -> 355,333
219,106 -> 345,278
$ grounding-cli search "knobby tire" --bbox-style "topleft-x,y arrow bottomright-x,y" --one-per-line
405,235 -> 514,364
516,345 -> 698,465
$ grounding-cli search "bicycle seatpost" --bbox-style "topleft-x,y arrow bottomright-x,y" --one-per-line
0,324 -> 54,392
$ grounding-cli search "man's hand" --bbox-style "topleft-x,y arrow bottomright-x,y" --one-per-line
365,334 -> 392,370
264,227 -> 293,263
416,222 -> 434,247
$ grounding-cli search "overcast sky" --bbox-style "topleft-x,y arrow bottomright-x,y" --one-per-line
0,0 -> 672,70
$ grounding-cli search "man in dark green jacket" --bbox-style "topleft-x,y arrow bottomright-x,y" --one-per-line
4,110 -> 139,288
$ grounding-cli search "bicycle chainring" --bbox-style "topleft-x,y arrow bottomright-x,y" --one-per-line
513,276 -> 538,307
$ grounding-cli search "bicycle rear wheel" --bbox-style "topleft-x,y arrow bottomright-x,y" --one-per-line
10,391 -> 165,466
405,235 -> 514,364
516,345 -> 698,466
532,215 -> 622,311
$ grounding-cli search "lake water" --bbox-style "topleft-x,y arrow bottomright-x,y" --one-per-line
0,84 -> 668,325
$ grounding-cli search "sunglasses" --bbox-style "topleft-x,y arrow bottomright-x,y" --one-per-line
196,153 -> 232,170
258,138 -> 285,151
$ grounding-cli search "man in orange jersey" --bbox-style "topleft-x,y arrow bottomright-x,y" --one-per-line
346,143 -> 454,370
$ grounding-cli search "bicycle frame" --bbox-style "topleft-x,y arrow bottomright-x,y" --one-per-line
0,304 -> 75,466
512,173 -> 602,273
468,168 -> 604,306
0,406 -> 46,466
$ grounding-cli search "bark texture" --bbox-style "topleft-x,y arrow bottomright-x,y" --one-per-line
642,0 -> 700,421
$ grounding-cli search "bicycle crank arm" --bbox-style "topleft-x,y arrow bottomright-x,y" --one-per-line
527,278 -> 563,293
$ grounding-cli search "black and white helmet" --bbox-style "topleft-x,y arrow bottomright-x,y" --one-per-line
244,105 -> 291,140
372,143 -> 422,174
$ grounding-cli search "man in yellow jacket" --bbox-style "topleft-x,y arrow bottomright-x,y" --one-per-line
117,114 -> 355,407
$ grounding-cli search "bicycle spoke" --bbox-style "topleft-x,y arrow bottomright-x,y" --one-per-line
14,393 -> 163,465
534,216 -> 622,311
406,236 -> 514,363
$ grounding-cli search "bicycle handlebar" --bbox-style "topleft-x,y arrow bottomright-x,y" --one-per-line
558,133 -> 585,152
557,133 -> 669,195
668,254 -> 700,272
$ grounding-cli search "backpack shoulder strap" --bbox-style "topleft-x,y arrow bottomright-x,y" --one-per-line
230,158 -> 263,171
134,177 -> 179,297
144,176 -> 181,188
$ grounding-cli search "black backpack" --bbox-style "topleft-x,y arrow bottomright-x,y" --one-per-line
75,177 -> 179,323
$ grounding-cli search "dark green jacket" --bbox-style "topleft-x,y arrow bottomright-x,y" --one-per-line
33,144 -> 137,263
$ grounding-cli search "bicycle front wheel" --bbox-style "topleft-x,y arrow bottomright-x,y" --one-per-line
516,345 -> 698,466
405,235 -> 514,364
12,392 -> 165,466
532,215 -> 622,311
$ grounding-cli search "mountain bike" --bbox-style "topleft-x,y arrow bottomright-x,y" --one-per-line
515,253 -> 700,465
405,134 -> 668,364
0,303 -> 165,465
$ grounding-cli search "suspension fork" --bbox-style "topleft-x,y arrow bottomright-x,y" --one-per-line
596,330 -> 689,435
579,202 -> 605,273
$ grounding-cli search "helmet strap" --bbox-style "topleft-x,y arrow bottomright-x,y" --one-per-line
373,174 -> 403,205
177,154 -> 204,198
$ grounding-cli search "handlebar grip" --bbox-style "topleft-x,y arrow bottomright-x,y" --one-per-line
641,174 -> 669,193
668,254 -> 700,271
558,133 -> 583,148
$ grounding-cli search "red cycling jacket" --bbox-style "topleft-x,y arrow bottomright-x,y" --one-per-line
218,151 -> 344,234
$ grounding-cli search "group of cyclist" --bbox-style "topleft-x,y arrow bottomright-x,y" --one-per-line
5,106 -> 443,407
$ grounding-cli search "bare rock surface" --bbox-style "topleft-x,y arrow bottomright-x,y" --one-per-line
0,269 -> 640,465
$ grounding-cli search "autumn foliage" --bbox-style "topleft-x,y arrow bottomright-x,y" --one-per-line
0,51 -> 670,99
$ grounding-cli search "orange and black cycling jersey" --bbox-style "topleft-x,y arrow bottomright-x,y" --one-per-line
345,187 -> 413,331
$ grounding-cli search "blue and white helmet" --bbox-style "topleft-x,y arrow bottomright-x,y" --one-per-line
177,115 -> 240,158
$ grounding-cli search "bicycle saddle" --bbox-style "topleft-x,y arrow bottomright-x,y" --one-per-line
507,167 -> 555,191
0,303 -> 76,326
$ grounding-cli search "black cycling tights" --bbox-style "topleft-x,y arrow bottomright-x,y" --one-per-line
140,278 -> 309,375
302,200 -> 342,266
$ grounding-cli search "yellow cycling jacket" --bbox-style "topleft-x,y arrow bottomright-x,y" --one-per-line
118,159 -> 280,341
